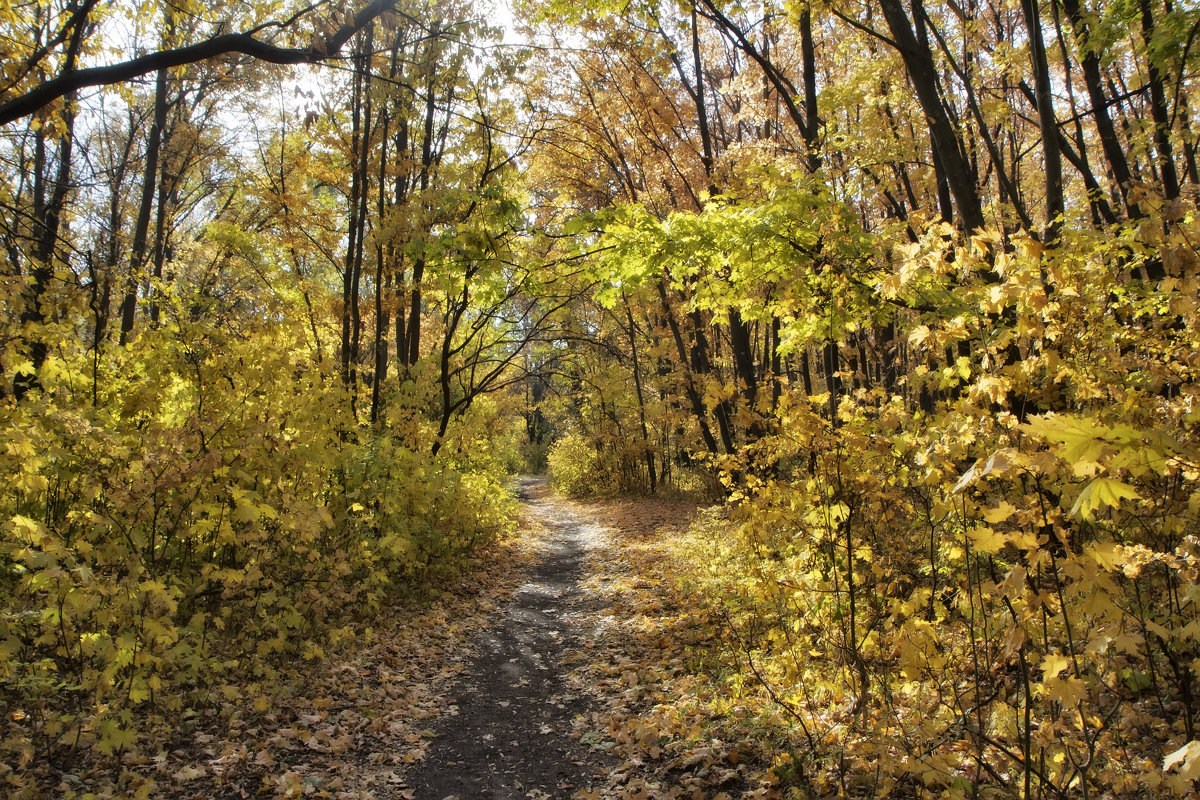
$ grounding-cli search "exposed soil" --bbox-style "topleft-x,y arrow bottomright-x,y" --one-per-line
403,477 -> 612,799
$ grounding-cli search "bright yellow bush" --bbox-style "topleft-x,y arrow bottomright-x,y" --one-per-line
672,220 -> 1200,797
0,304 -> 518,772
547,432 -> 613,497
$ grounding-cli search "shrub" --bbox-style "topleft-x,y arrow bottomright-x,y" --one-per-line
0,309 -> 518,776
547,432 -> 614,497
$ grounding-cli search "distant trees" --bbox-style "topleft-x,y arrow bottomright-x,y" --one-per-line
524,0 -> 1200,468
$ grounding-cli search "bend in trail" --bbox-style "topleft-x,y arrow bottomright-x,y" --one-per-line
404,477 -> 611,800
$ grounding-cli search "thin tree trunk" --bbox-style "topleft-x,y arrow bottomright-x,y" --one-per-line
119,66 -> 168,345
690,4 -> 716,190
879,0 -> 985,233
14,103 -> 76,399
405,61 -> 440,366
798,5 -> 821,171
625,299 -> 657,493
148,121 -> 174,325
342,51 -> 364,390
1062,0 -> 1139,216
657,280 -> 720,455
371,101 -> 391,425
1021,0 -> 1065,241
1138,0 -> 1180,200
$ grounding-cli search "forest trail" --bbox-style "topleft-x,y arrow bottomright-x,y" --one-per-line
403,477 -> 611,799
393,483 -> 764,800
38,479 -> 743,800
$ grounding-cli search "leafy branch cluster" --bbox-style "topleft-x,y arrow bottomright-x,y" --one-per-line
524,0 -> 1200,795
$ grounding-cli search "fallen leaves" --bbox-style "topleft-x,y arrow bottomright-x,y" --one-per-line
37,487 -> 802,799
172,765 -> 205,782
554,495 -> 783,799
27,502 -> 555,800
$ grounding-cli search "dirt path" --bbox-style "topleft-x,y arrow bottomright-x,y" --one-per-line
38,480 -> 747,800
403,477 -> 611,799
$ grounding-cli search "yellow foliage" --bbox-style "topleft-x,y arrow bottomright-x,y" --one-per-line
0,306 -> 519,779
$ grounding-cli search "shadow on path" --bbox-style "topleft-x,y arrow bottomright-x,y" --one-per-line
403,477 -> 607,800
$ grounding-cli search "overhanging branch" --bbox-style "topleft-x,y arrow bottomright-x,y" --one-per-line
0,0 -> 400,126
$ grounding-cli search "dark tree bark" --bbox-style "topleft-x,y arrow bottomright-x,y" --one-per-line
341,29 -> 373,404
404,58 -> 441,367
1021,0 -> 1065,241
1062,0 -> 1139,216
798,5 -> 821,171
657,280 -> 720,455
1138,0 -> 1180,200
119,66 -> 167,345
0,0 -> 403,126
13,105 -> 76,399
625,300 -> 657,493
148,77 -> 178,326
878,0 -> 986,233
690,5 -> 717,190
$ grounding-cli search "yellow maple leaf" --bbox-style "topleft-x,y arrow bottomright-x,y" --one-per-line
1040,652 -> 1071,681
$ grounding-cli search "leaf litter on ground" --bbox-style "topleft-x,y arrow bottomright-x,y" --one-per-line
556,495 -> 790,800
43,497 -> 557,800
47,486 -> 796,800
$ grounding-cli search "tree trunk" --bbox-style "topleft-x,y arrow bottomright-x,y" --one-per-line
119,66 -> 168,345
879,0 -> 985,233
14,103 -> 76,399
1062,0 -> 1139,216
657,280 -> 720,455
405,60 -> 440,366
625,300 -> 657,493
1138,0 -> 1180,200
1021,0 -> 1065,241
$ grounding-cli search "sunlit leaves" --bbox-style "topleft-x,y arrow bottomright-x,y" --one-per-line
1069,476 -> 1142,519
0,263 -> 522,795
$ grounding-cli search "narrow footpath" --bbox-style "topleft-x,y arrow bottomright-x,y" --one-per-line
55,478 -> 763,800
403,478 -> 611,799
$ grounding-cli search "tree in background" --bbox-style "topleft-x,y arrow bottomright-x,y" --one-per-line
523,0 -> 1200,794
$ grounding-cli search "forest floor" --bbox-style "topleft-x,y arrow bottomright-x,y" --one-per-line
122,477 -> 785,800
399,477 -> 613,798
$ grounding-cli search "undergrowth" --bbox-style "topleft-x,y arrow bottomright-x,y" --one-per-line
0,313 -> 520,797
